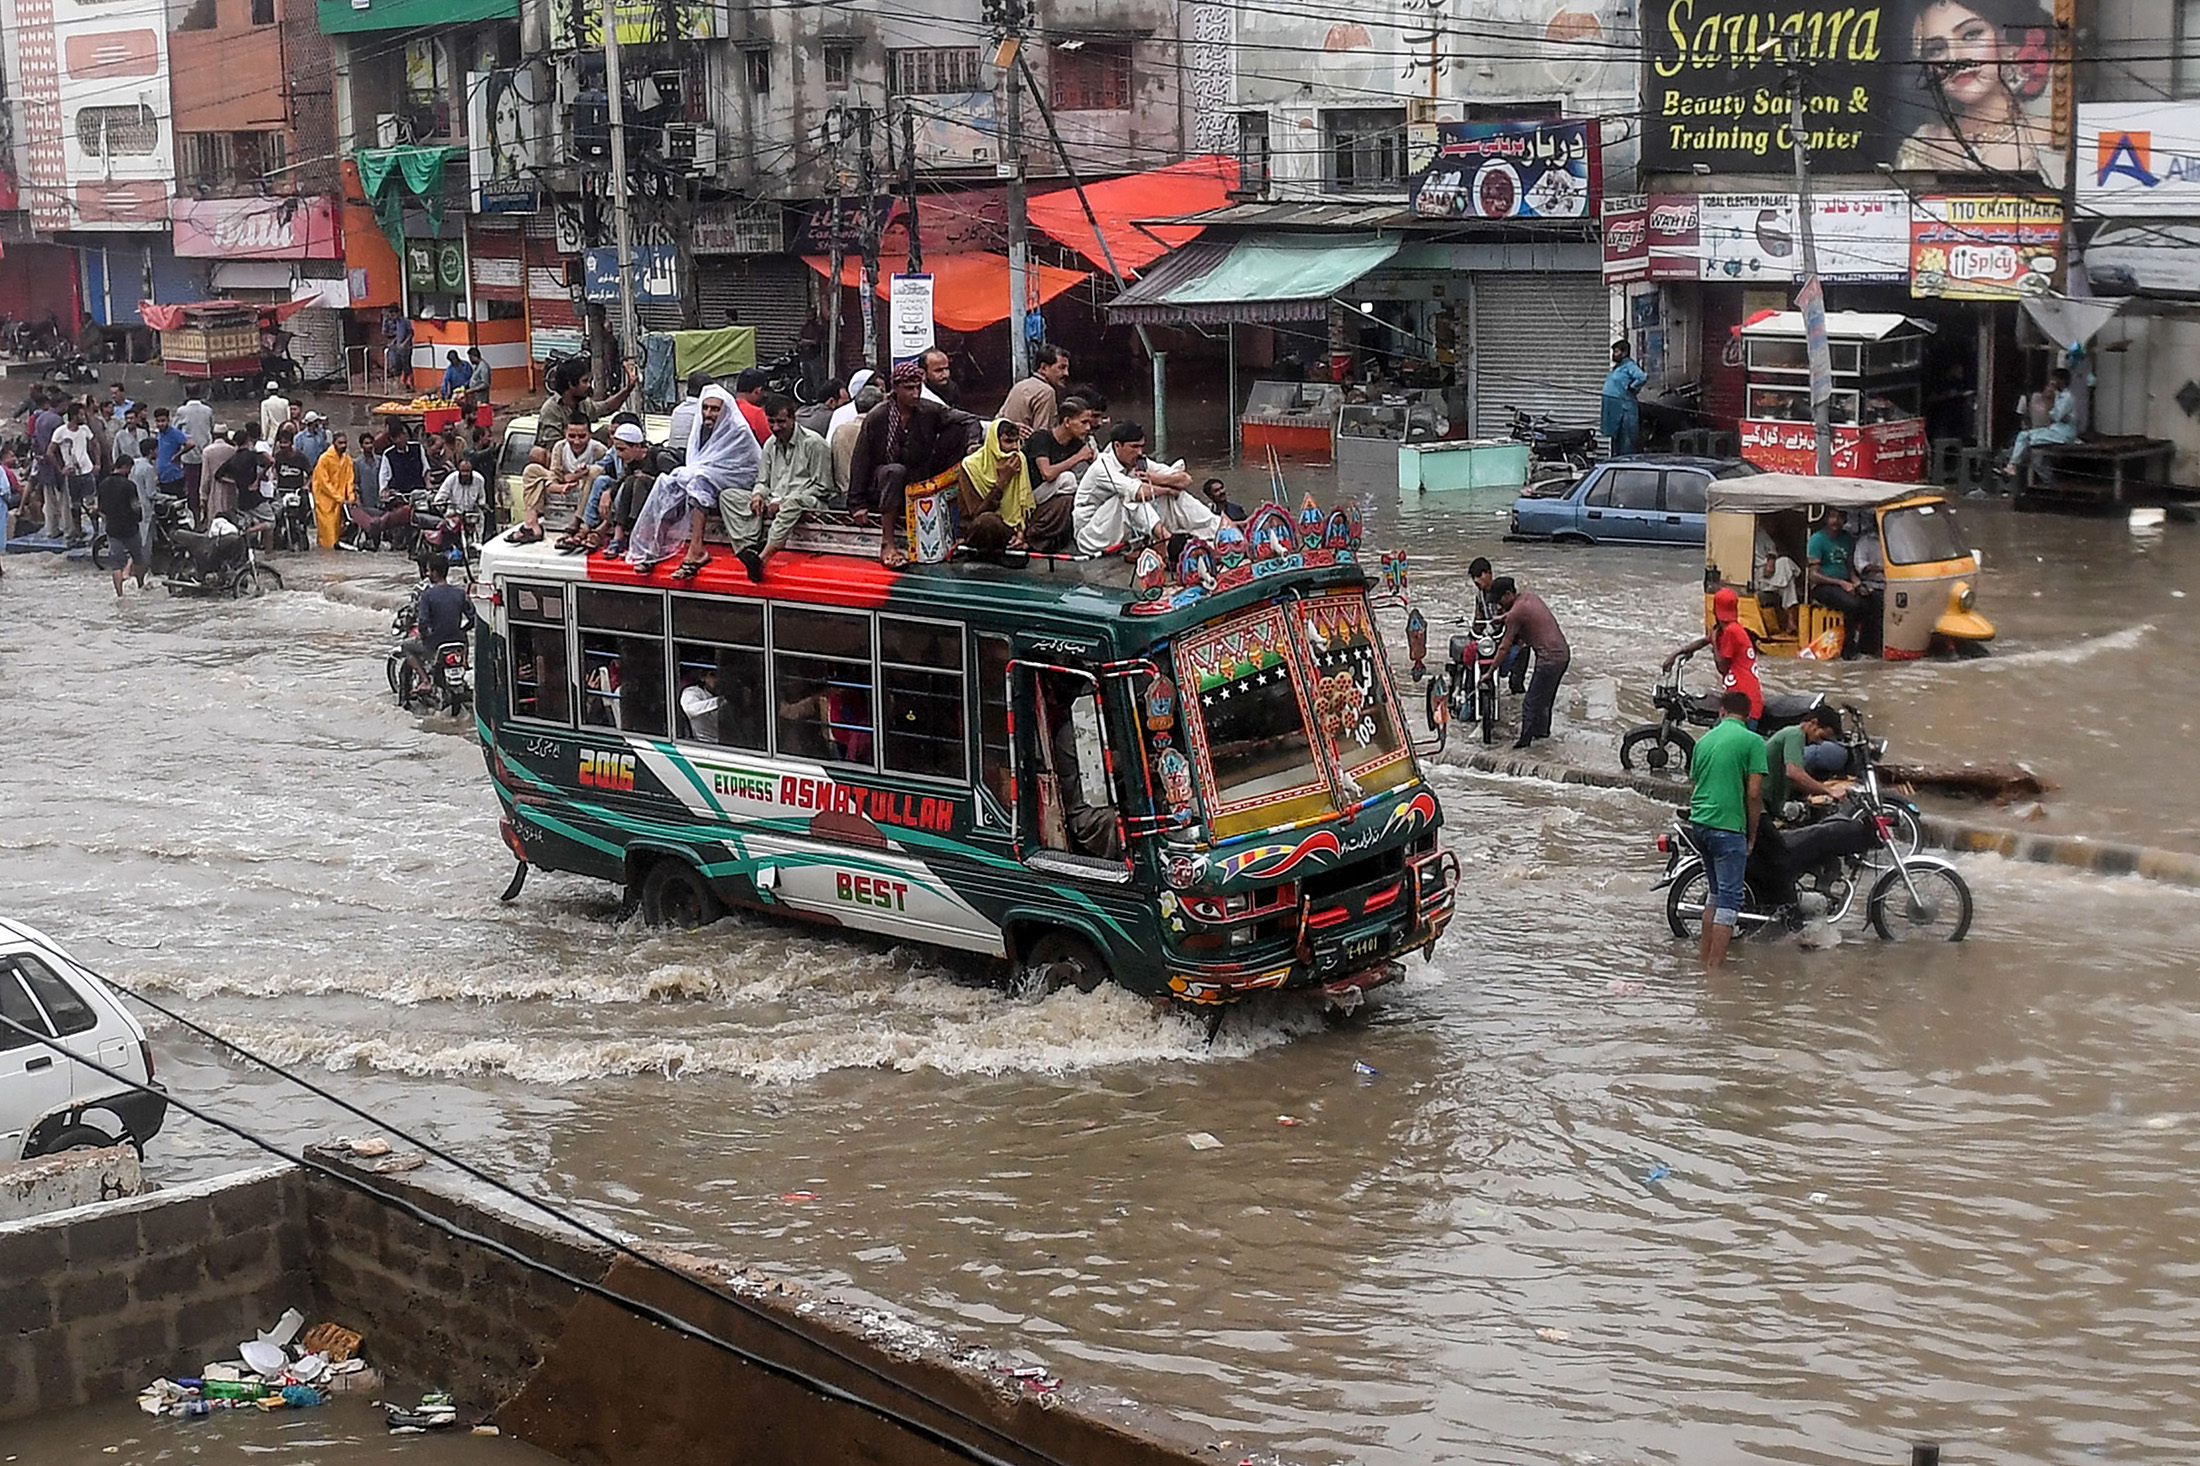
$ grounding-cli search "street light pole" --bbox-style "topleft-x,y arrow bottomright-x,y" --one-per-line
1782,46 -> 1833,476
601,0 -> 639,372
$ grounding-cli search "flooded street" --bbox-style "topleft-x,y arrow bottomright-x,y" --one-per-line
5,463 -> 2200,1464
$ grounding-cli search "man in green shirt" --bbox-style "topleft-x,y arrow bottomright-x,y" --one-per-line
1687,691 -> 1767,970
1750,706 -> 1845,910
1806,507 -> 1878,658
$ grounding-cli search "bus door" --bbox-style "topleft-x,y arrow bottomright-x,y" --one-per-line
1003,661 -> 1134,884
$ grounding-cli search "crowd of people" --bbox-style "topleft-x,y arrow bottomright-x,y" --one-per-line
509,343 -> 1241,581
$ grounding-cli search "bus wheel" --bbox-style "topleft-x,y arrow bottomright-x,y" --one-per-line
1018,931 -> 1110,997
637,859 -> 724,930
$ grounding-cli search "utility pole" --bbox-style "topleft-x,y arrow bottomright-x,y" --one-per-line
601,0 -> 639,376
1778,41 -> 1833,476
991,0 -> 1030,382
857,105 -> 881,369
901,106 -> 922,275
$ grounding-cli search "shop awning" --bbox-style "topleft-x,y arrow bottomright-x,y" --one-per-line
1108,232 -> 1401,325
802,252 -> 1089,332
1026,155 -> 1238,279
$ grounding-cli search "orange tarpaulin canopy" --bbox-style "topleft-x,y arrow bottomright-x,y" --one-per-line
803,251 -> 1089,332
1026,156 -> 1239,278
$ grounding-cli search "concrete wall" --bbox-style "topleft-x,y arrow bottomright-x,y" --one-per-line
0,1145 -> 143,1224
3,1151 -> 1220,1466
0,1163 -> 310,1422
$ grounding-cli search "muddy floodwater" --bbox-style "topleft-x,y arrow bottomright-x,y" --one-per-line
5,460 -> 2199,1464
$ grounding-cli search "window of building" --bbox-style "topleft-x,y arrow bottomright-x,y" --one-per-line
2180,0 -> 2200,96
772,608 -> 873,766
183,130 -> 287,190
1323,108 -> 1407,192
1048,40 -> 1131,112
1235,111 -> 1271,194
878,617 -> 966,782
823,41 -> 853,91
671,597 -> 767,750
888,47 -> 981,97
74,106 -> 159,158
506,582 -> 571,725
250,0 -> 275,24
744,47 -> 771,95
577,587 -> 667,739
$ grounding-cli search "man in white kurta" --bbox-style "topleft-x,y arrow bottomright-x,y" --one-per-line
1073,421 -> 1218,556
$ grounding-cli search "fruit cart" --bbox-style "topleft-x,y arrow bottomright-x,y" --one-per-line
373,396 -> 494,435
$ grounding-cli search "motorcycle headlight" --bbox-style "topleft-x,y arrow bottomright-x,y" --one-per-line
1477,636 -> 1497,658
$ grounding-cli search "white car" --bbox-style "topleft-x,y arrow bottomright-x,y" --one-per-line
0,919 -> 167,1159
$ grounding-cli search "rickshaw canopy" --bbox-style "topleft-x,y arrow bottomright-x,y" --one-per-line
1707,472 -> 1934,515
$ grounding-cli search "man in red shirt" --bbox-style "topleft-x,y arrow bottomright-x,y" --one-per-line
1664,586 -> 1763,726
732,368 -> 772,443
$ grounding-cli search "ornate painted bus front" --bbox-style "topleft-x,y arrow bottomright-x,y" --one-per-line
475,503 -> 1454,1005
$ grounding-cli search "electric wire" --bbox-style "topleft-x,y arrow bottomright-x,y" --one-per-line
3,975 -> 1077,1466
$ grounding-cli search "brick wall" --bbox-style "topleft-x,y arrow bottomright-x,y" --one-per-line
0,1164 -> 310,1421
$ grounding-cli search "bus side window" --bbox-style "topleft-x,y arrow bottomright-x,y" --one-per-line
577,587 -> 667,738
506,580 -> 570,725
671,598 -> 765,749
976,634 -> 1012,817
879,616 -> 965,781
773,607 -> 874,766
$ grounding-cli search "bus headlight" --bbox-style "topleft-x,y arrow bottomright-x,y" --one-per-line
1164,852 -> 1204,890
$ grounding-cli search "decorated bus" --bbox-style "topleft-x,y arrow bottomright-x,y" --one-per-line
472,503 -> 1455,1006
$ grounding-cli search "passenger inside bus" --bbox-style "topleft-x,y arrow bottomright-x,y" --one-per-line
1038,673 -> 1122,862
777,663 -> 873,764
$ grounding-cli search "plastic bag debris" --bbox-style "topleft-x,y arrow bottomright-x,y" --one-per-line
1643,1163 -> 1670,1185
1276,1115 -> 1305,1127
1534,1327 -> 1570,1343
1186,1132 -> 1223,1151
387,1392 -> 460,1433
1352,1061 -> 1378,1077
779,1189 -> 819,1203
141,1315 -> 367,1419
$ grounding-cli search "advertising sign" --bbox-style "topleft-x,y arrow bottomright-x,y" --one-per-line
2077,103 -> 2200,217
692,200 -> 784,255
404,238 -> 466,297
467,69 -> 542,214
583,245 -> 679,304
171,196 -> 341,260
549,0 -> 724,49
1602,196 -> 1649,283
888,274 -> 936,363
1696,192 -> 1908,282
1911,196 -> 2062,299
1641,0 -> 2060,175
1411,120 -> 1600,221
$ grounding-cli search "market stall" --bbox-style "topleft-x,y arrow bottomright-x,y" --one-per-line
1738,311 -> 1928,481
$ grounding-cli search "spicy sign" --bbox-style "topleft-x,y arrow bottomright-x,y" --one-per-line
1910,196 -> 2062,300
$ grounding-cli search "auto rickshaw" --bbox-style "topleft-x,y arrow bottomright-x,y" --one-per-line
1704,474 -> 1994,660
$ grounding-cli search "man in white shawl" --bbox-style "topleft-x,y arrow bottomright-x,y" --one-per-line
1073,419 -> 1216,556
626,385 -> 759,577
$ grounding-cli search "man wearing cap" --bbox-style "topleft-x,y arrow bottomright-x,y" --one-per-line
590,421 -> 655,555
260,382 -> 293,444
846,360 -> 982,568
1663,587 -> 1763,726
293,412 -> 328,469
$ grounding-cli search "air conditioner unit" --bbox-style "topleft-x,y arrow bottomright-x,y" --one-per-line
663,122 -> 717,173
376,113 -> 402,148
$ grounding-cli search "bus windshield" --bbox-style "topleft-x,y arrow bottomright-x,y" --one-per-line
1172,594 -> 1414,839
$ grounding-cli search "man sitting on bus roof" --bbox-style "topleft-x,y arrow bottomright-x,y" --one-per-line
1073,421 -> 1217,557
724,392 -> 832,582
846,361 -> 983,569
626,384 -> 758,579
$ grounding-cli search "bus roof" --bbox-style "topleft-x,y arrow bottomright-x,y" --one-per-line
475,503 -> 1373,642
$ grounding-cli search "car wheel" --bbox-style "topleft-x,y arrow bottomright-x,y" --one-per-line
637,858 -> 724,929
1017,931 -> 1110,998
35,1123 -> 119,1156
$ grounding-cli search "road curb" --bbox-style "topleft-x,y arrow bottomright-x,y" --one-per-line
1447,748 -> 2200,892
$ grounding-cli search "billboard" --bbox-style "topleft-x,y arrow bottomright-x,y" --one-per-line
1910,196 -> 2062,299
468,69 -> 543,215
171,196 -> 342,259
549,0 -> 724,48
1604,192 -> 1908,281
1410,120 -> 1600,221
584,245 -> 679,304
2077,103 -> 2200,217
1642,0 -> 2061,176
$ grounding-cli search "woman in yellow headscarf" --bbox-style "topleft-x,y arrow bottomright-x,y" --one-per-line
310,432 -> 357,549
956,418 -> 1033,555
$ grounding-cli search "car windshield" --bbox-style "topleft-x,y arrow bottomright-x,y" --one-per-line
1881,502 -> 1967,564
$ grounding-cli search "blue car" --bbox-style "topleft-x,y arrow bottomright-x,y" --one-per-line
1508,456 -> 1760,545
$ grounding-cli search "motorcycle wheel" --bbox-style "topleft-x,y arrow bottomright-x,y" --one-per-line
1667,864 -> 1765,942
231,563 -> 280,598
1868,864 -> 1972,942
1478,680 -> 1497,746
385,649 -> 406,699
1620,725 -> 1693,775
89,532 -> 111,570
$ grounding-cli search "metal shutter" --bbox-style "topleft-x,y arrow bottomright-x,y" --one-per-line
1470,272 -> 1609,438
696,256 -> 809,358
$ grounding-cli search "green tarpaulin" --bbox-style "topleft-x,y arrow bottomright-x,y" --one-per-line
671,326 -> 756,381
1109,233 -> 1401,325
355,146 -> 464,258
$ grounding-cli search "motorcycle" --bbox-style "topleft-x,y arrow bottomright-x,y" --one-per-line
1425,612 -> 1509,746
160,517 -> 284,598
341,491 -> 416,553
385,585 -> 474,716
758,351 -> 824,407
91,493 -> 191,577
408,491 -> 469,576
1654,800 -> 1973,943
272,483 -> 315,553
1507,406 -> 1598,475
1789,705 -> 1925,863
42,350 -> 100,385
1618,648 -> 1828,775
